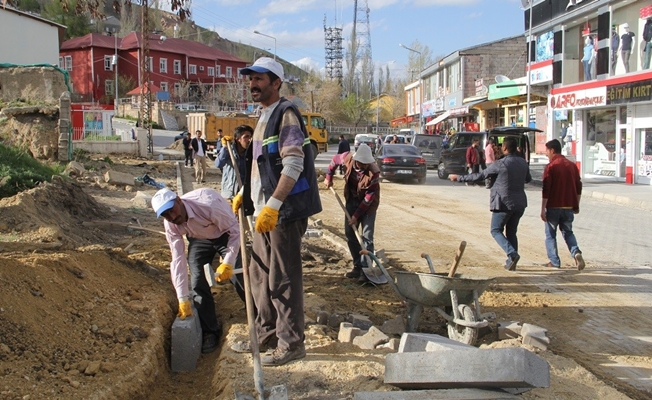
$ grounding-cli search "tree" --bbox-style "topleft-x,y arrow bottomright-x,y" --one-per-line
42,0 -> 91,40
404,40 -> 436,82
341,94 -> 371,128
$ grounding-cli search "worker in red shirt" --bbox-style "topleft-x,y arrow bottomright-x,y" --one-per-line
541,139 -> 585,271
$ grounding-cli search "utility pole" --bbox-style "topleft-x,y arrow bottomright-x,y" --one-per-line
140,0 -> 153,155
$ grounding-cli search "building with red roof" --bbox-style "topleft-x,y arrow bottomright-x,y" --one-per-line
59,32 -> 248,105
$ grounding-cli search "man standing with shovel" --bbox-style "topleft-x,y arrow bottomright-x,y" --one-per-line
324,143 -> 381,283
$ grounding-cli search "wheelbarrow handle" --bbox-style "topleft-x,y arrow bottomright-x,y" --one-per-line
361,250 -> 407,303
420,253 -> 436,274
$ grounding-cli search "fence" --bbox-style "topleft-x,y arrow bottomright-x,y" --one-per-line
329,126 -> 400,138
72,127 -> 129,141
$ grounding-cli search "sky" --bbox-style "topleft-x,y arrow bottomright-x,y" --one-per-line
185,0 -> 527,78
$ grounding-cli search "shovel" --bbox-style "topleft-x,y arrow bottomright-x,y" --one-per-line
329,187 -> 387,285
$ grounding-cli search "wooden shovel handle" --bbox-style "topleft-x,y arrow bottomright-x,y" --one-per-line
448,241 -> 466,278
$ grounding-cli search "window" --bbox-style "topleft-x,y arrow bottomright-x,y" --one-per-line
189,64 -> 197,74
174,82 -> 181,95
160,82 -> 168,92
174,60 -> 181,75
160,58 -> 168,73
216,65 -> 221,76
208,67 -> 215,77
145,57 -> 154,72
236,68 -> 243,76
58,56 -> 63,69
65,56 -> 72,71
226,66 -> 232,78
104,56 -> 113,71
105,80 -> 114,95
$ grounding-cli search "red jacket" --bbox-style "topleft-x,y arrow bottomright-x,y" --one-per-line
542,154 -> 582,210
466,145 -> 482,165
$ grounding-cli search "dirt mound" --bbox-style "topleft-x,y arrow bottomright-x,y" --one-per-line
0,177 -> 112,249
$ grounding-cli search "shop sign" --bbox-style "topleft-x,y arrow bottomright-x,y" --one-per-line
448,97 -> 457,108
606,80 -> 652,105
422,100 -> 437,117
549,87 -> 606,109
530,64 -> 553,85
450,106 -> 469,116
475,79 -> 487,96
435,98 -> 444,112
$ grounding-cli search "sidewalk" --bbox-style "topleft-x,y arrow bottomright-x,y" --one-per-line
529,158 -> 652,211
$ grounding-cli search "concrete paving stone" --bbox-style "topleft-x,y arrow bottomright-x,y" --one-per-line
104,170 -> 136,186
170,306 -> 202,372
497,321 -> 521,340
337,322 -> 362,343
380,315 -> 406,336
385,348 -> 550,389
377,338 -> 400,351
353,326 -> 389,350
398,333 -> 476,353
521,334 -> 550,351
353,388 -> 518,399
350,313 -> 374,330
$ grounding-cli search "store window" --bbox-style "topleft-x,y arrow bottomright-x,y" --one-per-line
611,4 -> 652,77
636,128 -> 652,184
584,109 -> 617,176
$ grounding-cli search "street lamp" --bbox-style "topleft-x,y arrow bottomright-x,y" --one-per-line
399,43 -> 423,134
253,30 -> 276,60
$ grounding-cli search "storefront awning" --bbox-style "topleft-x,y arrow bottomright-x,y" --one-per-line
425,110 -> 451,126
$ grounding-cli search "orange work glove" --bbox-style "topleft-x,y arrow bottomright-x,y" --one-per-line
177,298 -> 192,320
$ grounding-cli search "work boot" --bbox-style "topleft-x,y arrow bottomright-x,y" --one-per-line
201,333 -> 219,354
261,344 -> 306,366
230,339 -> 276,354
345,268 -> 362,279
574,253 -> 585,271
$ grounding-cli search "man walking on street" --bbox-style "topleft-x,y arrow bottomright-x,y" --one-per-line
151,187 -> 240,354
182,132 -> 193,168
191,130 -> 208,183
230,57 -> 322,366
465,138 -> 483,186
324,143 -> 380,283
541,139 -> 585,270
449,137 -> 531,271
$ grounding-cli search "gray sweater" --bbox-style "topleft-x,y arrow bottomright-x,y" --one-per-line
459,153 -> 532,212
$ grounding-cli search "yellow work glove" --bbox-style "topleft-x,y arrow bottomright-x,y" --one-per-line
215,263 -> 233,282
177,298 -> 192,320
221,135 -> 233,146
255,197 -> 282,233
232,193 -> 242,214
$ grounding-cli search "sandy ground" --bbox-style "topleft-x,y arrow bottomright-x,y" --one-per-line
0,155 -> 643,399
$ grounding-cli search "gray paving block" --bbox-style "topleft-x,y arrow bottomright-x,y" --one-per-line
353,326 -> 389,350
354,388 -> 518,399
398,333 -> 476,353
380,315 -> 405,336
170,306 -> 202,372
497,321 -> 521,340
337,322 -> 362,343
385,348 -> 550,389
350,313 -> 374,330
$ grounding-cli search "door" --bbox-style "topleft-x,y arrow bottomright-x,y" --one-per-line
635,128 -> 652,184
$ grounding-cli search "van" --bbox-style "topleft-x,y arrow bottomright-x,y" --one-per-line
436,126 -> 541,179
354,134 -> 379,153
412,134 -> 443,169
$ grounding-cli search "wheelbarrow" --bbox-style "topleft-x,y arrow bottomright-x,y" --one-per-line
362,245 -> 495,346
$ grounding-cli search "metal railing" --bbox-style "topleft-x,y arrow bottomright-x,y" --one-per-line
72,128 -> 124,141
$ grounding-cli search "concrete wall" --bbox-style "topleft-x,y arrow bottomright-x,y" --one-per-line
0,9 -> 61,65
72,129 -> 149,157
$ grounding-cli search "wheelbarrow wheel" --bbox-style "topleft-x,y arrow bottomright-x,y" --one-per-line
447,305 -> 478,346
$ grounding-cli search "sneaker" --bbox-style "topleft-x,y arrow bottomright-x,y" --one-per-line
505,254 -> 520,271
230,340 -> 276,354
201,333 -> 219,354
574,253 -> 585,271
545,262 -> 560,269
261,344 -> 306,366
345,268 -> 362,279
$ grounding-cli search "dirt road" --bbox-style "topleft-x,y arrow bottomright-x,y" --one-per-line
0,156 -> 649,399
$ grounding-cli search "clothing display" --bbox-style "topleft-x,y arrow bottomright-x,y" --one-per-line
611,30 -> 620,74
621,25 -> 635,73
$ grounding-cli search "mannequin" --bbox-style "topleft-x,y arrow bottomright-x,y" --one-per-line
611,27 -> 620,74
643,18 -> 652,69
582,36 -> 595,81
621,23 -> 635,73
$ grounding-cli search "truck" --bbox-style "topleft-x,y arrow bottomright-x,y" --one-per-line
186,111 -> 328,160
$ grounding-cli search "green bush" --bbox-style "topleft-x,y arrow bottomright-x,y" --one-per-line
0,144 -> 64,199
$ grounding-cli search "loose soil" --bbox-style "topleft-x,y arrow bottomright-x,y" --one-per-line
0,156 -> 641,399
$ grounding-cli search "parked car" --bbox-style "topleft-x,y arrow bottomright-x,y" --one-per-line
375,144 -> 427,184
412,134 -> 443,169
436,126 -> 541,179
354,134 -> 378,153
174,130 -> 189,141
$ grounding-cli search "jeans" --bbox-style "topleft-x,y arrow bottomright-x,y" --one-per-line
345,199 -> 376,269
544,208 -> 581,266
582,60 -> 592,81
621,50 -> 631,73
490,209 -> 525,259
644,41 -> 652,69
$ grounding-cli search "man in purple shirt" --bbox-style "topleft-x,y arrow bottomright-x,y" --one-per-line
151,187 -> 240,354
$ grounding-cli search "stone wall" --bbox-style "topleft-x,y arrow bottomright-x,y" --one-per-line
0,66 -> 69,104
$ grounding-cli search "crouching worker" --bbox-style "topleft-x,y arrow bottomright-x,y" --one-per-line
324,143 -> 381,283
151,187 -> 240,354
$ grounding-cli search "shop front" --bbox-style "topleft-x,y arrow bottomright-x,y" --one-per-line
548,75 -> 652,184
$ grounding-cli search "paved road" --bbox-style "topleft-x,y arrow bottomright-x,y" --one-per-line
316,147 -> 652,398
